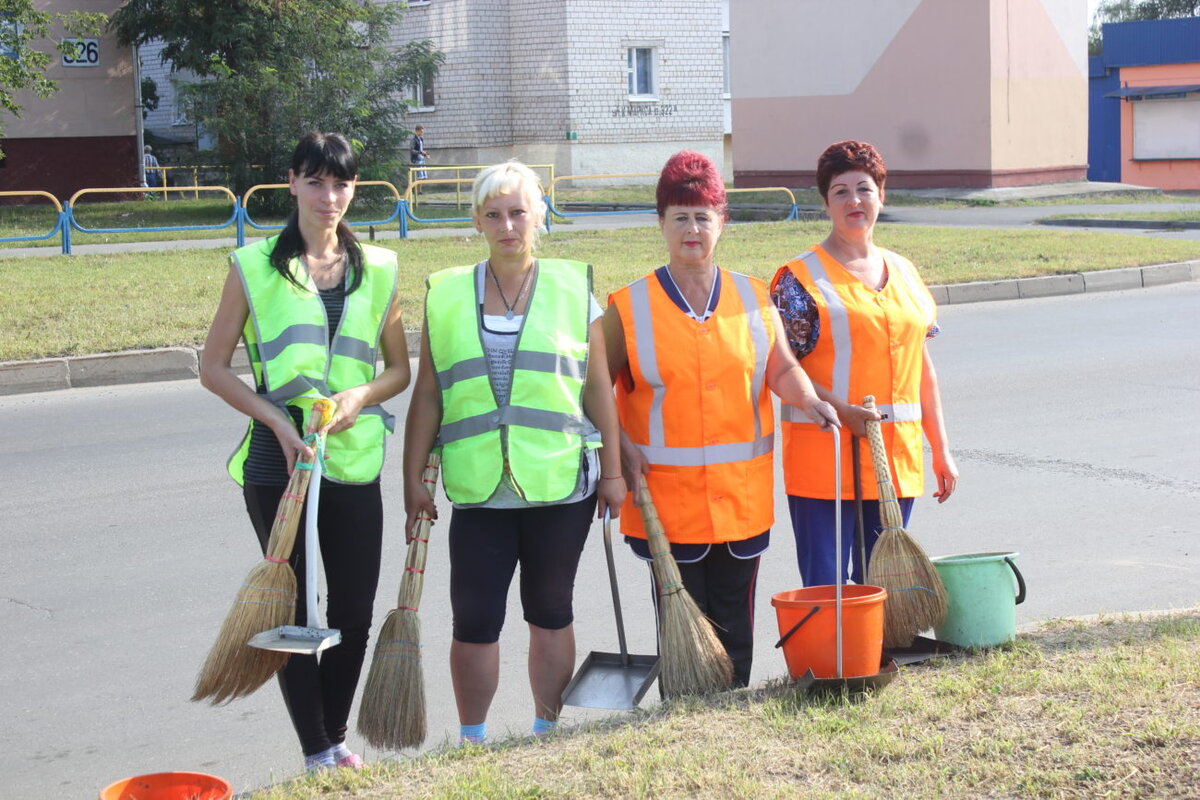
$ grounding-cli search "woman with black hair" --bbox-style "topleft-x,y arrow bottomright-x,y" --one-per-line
200,132 -> 409,772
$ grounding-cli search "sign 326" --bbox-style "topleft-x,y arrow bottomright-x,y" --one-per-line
62,38 -> 99,67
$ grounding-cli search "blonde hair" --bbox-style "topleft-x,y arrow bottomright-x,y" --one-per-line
471,160 -> 546,231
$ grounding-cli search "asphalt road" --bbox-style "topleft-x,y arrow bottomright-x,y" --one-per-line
2,282 -> 1198,798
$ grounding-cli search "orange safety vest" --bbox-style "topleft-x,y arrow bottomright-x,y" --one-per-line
610,268 -> 776,544
771,245 -> 936,500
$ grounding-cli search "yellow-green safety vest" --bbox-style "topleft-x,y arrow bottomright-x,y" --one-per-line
426,258 -> 597,504
227,235 -> 398,484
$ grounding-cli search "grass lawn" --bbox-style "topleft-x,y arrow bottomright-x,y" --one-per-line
2,220 -> 1198,362
243,611 -> 1200,799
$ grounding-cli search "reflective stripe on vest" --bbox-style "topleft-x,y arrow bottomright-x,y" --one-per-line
227,237 -> 398,485
772,246 -> 935,499
427,259 -> 594,504
626,272 -> 773,466
613,268 -> 775,544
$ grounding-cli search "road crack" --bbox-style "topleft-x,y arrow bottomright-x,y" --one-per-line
956,448 -> 1200,496
2,596 -> 54,618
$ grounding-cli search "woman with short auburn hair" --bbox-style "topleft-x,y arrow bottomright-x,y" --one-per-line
771,139 -> 959,589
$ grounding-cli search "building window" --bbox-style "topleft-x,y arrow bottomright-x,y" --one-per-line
627,46 -> 657,99
721,32 -> 730,97
1,17 -> 21,60
406,77 -> 435,111
1132,95 -> 1200,160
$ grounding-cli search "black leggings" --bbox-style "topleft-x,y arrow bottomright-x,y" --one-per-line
448,494 -> 596,643
243,480 -> 383,757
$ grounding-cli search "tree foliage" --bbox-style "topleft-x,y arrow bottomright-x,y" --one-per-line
111,0 -> 443,194
0,0 -> 105,149
1089,0 -> 1200,55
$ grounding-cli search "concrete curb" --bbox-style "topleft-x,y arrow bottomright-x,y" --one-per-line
1039,217 -> 1200,230
2,261 -> 1196,396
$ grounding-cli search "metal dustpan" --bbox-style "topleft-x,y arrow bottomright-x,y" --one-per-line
561,510 -> 660,710
250,435 -> 341,656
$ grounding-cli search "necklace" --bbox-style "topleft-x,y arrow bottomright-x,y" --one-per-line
488,261 -> 534,320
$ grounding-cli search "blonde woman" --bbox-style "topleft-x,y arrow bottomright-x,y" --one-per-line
403,160 -> 624,743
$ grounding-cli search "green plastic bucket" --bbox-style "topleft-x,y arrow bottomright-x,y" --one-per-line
931,551 -> 1026,648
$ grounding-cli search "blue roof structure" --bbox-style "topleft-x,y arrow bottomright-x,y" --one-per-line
1099,17 -> 1200,69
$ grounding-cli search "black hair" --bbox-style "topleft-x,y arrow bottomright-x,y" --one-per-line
269,132 -> 364,293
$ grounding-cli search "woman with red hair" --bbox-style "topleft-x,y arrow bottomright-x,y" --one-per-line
603,151 -> 837,687
771,140 -> 959,590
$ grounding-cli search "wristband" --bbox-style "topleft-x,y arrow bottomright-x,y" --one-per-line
600,475 -> 623,480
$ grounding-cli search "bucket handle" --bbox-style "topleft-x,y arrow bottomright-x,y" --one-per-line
1005,556 -> 1027,605
774,606 -> 820,649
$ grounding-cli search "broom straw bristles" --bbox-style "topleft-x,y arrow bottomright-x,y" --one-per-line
357,452 -> 441,750
861,396 -> 948,648
192,446 -> 314,704
634,477 -> 733,698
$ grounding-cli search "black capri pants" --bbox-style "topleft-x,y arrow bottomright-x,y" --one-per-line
449,493 -> 596,643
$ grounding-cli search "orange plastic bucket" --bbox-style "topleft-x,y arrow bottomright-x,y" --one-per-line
99,772 -> 232,800
771,585 -> 887,679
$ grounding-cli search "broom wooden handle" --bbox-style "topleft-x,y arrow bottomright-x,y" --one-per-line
862,396 -> 905,530
632,473 -> 685,596
261,399 -> 337,564
397,451 -> 441,611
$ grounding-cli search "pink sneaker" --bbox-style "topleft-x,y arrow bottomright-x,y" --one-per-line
335,752 -> 365,769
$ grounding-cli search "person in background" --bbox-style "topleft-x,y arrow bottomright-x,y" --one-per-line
143,145 -> 162,188
603,150 -> 838,688
771,139 -> 958,589
403,160 -> 625,743
410,125 -> 428,181
199,132 -> 409,773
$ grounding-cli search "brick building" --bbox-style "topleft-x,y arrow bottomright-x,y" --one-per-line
140,0 -> 731,184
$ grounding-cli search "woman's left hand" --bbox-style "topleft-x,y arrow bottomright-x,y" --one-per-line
312,386 -> 369,435
596,474 -> 626,520
932,449 -> 959,503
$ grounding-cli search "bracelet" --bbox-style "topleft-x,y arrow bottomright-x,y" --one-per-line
600,475 -> 623,480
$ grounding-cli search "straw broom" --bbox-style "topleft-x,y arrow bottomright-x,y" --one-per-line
861,395 -> 947,647
357,451 -> 442,749
192,400 -> 335,705
633,475 -> 733,698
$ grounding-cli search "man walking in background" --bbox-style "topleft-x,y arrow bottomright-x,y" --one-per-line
410,125 -> 428,182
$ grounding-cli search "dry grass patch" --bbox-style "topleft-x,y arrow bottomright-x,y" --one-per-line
246,610 -> 1199,799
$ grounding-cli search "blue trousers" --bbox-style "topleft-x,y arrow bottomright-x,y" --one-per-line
787,495 -> 915,588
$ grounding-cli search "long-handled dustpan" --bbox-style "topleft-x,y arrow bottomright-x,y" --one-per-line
561,509 -> 660,710
249,431 -> 341,656
800,427 -> 897,695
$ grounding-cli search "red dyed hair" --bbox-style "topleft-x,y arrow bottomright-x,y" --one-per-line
816,140 -> 887,200
656,150 -> 726,218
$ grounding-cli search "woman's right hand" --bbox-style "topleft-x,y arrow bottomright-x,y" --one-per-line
618,429 -> 649,485
838,402 -> 883,439
271,412 -> 314,475
404,484 -> 438,544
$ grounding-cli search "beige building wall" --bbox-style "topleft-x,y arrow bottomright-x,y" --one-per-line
6,0 -> 133,139
988,0 -> 1088,177
731,0 -> 1087,188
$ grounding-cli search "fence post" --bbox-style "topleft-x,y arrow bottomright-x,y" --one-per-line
543,196 -> 552,233
61,204 -> 73,255
236,200 -> 246,248
399,200 -> 408,239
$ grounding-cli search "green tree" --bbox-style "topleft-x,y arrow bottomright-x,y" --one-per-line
111,0 -> 443,194
0,0 -> 106,153
1089,0 -> 1200,55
